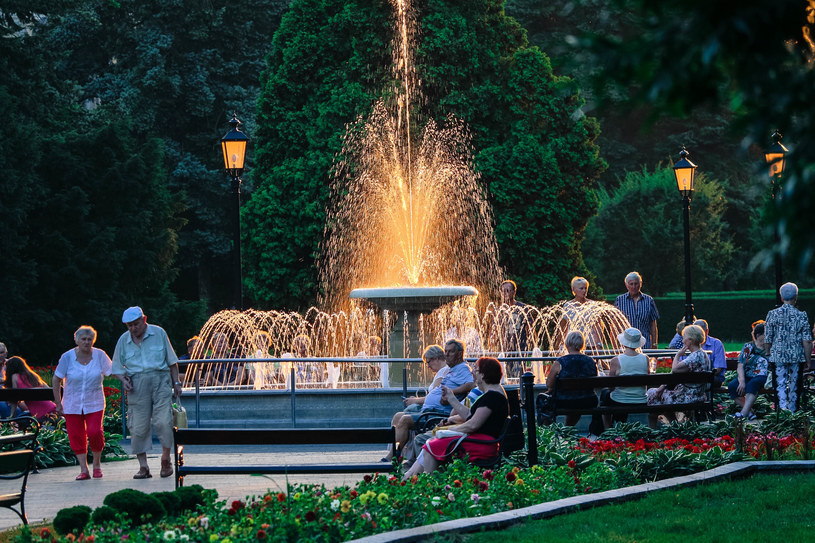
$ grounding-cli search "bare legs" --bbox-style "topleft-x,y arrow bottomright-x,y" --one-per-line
383,413 -> 414,461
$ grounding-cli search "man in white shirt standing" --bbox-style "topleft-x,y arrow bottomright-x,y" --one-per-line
112,306 -> 182,479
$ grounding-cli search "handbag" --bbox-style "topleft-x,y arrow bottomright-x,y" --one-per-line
536,392 -> 555,425
435,429 -> 467,439
172,398 -> 187,429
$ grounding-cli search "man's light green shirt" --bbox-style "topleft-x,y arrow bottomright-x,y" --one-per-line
112,324 -> 178,374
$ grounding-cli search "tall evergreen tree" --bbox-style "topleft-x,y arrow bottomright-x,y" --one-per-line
246,0 -> 605,309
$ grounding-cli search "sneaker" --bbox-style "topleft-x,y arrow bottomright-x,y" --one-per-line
747,412 -> 758,421
733,412 -> 745,419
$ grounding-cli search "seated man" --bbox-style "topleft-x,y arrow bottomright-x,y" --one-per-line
693,319 -> 726,389
384,339 -> 474,461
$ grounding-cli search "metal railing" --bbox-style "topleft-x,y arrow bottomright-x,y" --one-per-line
118,350 -> 685,435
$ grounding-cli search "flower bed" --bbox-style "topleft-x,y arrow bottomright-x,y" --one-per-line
13,412 -> 815,542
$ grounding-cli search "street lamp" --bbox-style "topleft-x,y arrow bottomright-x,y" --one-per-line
673,146 -> 697,326
764,130 -> 788,307
221,112 -> 249,310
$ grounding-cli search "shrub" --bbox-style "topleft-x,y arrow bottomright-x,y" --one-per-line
151,491 -> 181,517
91,505 -> 119,525
53,505 -> 91,535
103,489 -> 165,526
174,484 -> 210,513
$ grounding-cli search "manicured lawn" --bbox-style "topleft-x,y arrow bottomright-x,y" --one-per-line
464,471 -> 815,542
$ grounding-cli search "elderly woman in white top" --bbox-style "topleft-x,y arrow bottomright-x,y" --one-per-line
52,326 -> 113,480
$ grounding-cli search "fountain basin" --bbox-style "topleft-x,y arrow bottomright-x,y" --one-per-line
350,286 -> 478,312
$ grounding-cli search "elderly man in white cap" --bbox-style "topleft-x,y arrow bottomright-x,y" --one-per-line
764,283 -> 813,411
112,306 -> 182,479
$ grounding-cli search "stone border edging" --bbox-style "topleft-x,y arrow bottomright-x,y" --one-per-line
350,460 -> 815,542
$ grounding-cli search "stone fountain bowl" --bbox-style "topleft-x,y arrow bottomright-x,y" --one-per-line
350,286 -> 479,313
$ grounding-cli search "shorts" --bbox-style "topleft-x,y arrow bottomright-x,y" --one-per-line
727,375 -> 767,398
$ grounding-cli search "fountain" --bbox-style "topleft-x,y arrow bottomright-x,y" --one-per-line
179,0 -> 633,427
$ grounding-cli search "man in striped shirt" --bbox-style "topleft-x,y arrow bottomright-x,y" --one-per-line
614,271 -> 660,349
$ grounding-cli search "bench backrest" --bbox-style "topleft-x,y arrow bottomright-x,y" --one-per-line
174,427 -> 396,447
0,389 -> 55,402
554,372 -> 715,392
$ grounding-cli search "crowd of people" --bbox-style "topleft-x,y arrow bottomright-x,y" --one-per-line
2,276 -> 814,481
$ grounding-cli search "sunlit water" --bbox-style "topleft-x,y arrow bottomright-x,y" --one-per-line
186,0 -> 631,390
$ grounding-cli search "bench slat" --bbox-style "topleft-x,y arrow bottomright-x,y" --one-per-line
0,390 -> 55,402
178,464 -> 395,475
174,428 -> 395,446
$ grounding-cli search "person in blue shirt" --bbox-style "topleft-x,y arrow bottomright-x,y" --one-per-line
613,272 -> 660,349
693,319 -> 726,389
386,339 -> 474,461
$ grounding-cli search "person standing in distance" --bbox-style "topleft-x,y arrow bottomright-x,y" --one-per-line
614,271 -> 660,349
112,306 -> 182,479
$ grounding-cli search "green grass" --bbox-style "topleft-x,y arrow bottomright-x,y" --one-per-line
463,471 -> 815,542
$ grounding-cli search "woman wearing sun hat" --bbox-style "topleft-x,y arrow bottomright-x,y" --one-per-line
599,328 -> 649,429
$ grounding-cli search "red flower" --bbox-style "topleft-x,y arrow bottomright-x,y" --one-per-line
277,492 -> 286,502
482,470 -> 494,480
453,479 -> 462,487
256,530 -> 266,540
350,490 -> 358,498
364,475 -> 372,483
227,509 -> 236,516
305,511 -> 316,522
567,460 -> 576,469
41,529 -> 50,539
506,472 -> 516,482
231,500 -> 245,510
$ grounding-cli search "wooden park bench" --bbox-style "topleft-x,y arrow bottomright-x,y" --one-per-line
0,416 -> 41,525
0,388 -> 55,407
173,427 -> 397,488
549,372 -> 715,422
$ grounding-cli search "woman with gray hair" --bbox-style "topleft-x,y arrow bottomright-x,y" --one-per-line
545,331 -> 603,434
52,325 -> 112,480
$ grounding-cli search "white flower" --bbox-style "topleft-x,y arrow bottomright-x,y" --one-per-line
431,496 -> 442,506
163,530 -> 177,541
470,493 -> 480,503
200,516 -> 209,528
447,492 -> 455,502
179,536 -> 190,542
331,499 -> 340,511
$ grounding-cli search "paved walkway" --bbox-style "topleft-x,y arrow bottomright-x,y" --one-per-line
0,444 -> 390,531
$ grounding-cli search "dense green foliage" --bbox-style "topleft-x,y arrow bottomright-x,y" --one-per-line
0,1 -> 286,361
246,0 -> 606,308
574,0 -> 815,280
584,166 -> 735,296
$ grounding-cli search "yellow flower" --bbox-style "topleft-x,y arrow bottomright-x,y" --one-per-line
511,466 -> 520,474
209,535 -> 219,543
293,492 -> 301,501
377,492 -> 388,505
515,478 -> 524,486
341,500 -> 352,513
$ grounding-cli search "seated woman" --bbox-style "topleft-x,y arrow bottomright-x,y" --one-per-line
727,323 -> 768,420
6,356 -> 57,419
600,328 -> 649,429
403,357 -> 508,478
647,324 -> 711,427
546,331 -> 603,435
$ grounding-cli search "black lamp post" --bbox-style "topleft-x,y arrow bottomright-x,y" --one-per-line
221,112 -> 249,310
764,130 -> 788,307
673,146 -> 697,326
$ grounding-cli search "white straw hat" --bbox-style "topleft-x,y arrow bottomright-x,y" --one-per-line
618,327 -> 645,349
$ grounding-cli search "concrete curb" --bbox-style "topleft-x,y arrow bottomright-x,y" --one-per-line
351,460 -> 815,542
